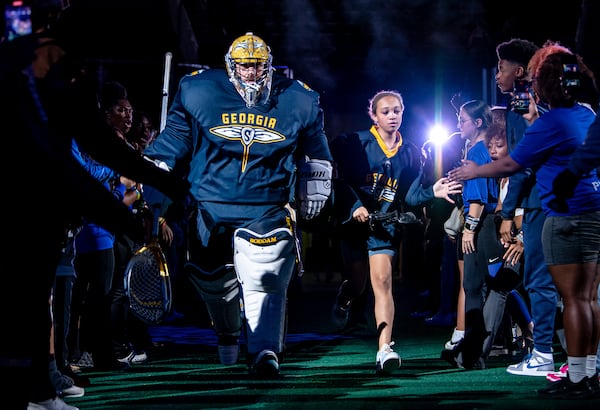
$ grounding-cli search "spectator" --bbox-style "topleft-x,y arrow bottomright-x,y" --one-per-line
492,38 -> 564,378
0,3 -> 187,409
103,84 -> 154,367
51,226 -> 89,396
69,136 -> 133,372
548,111 -> 600,383
441,99 -> 502,370
449,46 -> 599,398
479,106 -> 531,360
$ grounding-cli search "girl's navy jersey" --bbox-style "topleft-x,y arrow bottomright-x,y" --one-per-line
144,69 -> 332,205
330,126 -> 421,224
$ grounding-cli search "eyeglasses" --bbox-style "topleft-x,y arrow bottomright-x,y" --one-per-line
457,118 -> 472,125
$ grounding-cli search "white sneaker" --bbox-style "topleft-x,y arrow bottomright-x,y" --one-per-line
58,384 -> 85,398
218,344 -> 239,365
117,350 -> 135,363
444,328 -> 464,350
28,397 -> 79,410
376,342 -> 401,375
117,349 -> 148,364
131,351 -> 148,364
506,349 -> 554,376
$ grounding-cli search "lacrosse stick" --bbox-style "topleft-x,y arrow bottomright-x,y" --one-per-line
368,210 -> 422,231
124,204 -> 172,324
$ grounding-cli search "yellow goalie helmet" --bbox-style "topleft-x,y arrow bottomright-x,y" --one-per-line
225,32 -> 273,108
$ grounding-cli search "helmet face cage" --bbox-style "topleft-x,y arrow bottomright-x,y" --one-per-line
225,32 -> 273,107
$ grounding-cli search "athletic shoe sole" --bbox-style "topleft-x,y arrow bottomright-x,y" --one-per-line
59,385 -> 85,398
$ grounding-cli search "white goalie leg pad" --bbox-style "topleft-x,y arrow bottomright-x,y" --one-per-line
233,227 -> 297,354
185,263 -> 241,337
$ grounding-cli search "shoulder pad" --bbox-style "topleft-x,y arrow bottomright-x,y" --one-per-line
295,79 -> 313,91
190,69 -> 208,76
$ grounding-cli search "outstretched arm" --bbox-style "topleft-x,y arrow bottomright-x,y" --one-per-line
432,177 -> 462,204
448,155 -> 522,181
405,170 -> 462,206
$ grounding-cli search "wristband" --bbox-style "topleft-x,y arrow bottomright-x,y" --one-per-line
464,215 -> 480,232
515,230 -> 524,243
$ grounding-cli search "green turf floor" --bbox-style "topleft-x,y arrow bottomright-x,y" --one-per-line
65,273 -> 598,409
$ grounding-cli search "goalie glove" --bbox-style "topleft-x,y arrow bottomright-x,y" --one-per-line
297,156 -> 333,220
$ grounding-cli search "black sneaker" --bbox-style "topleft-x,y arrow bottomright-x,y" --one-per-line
331,280 -> 351,330
456,352 -> 486,370
250,350 -> 280,379
331,302 -> 350,330
538,373 -> 600,399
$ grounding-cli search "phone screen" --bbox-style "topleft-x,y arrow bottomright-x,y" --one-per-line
511,80 -> 530,114
4,2 -> 32,41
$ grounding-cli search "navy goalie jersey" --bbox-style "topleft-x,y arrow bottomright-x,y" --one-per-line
144,68 -> 332,205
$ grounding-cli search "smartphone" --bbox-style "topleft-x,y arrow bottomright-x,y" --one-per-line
511,79 -> 531,115
4,1 -> 32,41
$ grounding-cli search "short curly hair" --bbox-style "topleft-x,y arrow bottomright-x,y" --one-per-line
496,38 -> 539,68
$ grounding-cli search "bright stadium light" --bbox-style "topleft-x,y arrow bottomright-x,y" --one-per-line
427,124 -> 451,145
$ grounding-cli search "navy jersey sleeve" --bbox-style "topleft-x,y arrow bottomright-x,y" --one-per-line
405,168 -> 435,207
144,73 -> 196,169
290,79 -> 333,163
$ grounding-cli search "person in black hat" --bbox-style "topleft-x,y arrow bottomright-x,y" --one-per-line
0,1 -> 188,408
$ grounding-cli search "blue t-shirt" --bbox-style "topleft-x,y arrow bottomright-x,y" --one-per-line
71,139 -> 117,253
462,140 -> 498,215
510,104 -> 600,216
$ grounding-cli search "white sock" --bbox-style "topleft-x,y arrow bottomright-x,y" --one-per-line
586,354 -> 597,378
567,356 -> 587,383
451,328 -> 465,343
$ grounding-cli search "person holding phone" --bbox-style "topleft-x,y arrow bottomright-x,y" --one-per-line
449,45 -> 600,399
493,38 -> 564,378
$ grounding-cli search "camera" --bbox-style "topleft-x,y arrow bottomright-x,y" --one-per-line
510,79 -> 531,114
4,1 -> 32,42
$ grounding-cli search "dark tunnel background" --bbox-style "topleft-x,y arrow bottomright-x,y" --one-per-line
48,0 -> 596,148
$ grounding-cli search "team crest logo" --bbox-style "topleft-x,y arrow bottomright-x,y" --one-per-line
210,125 -> 285,172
